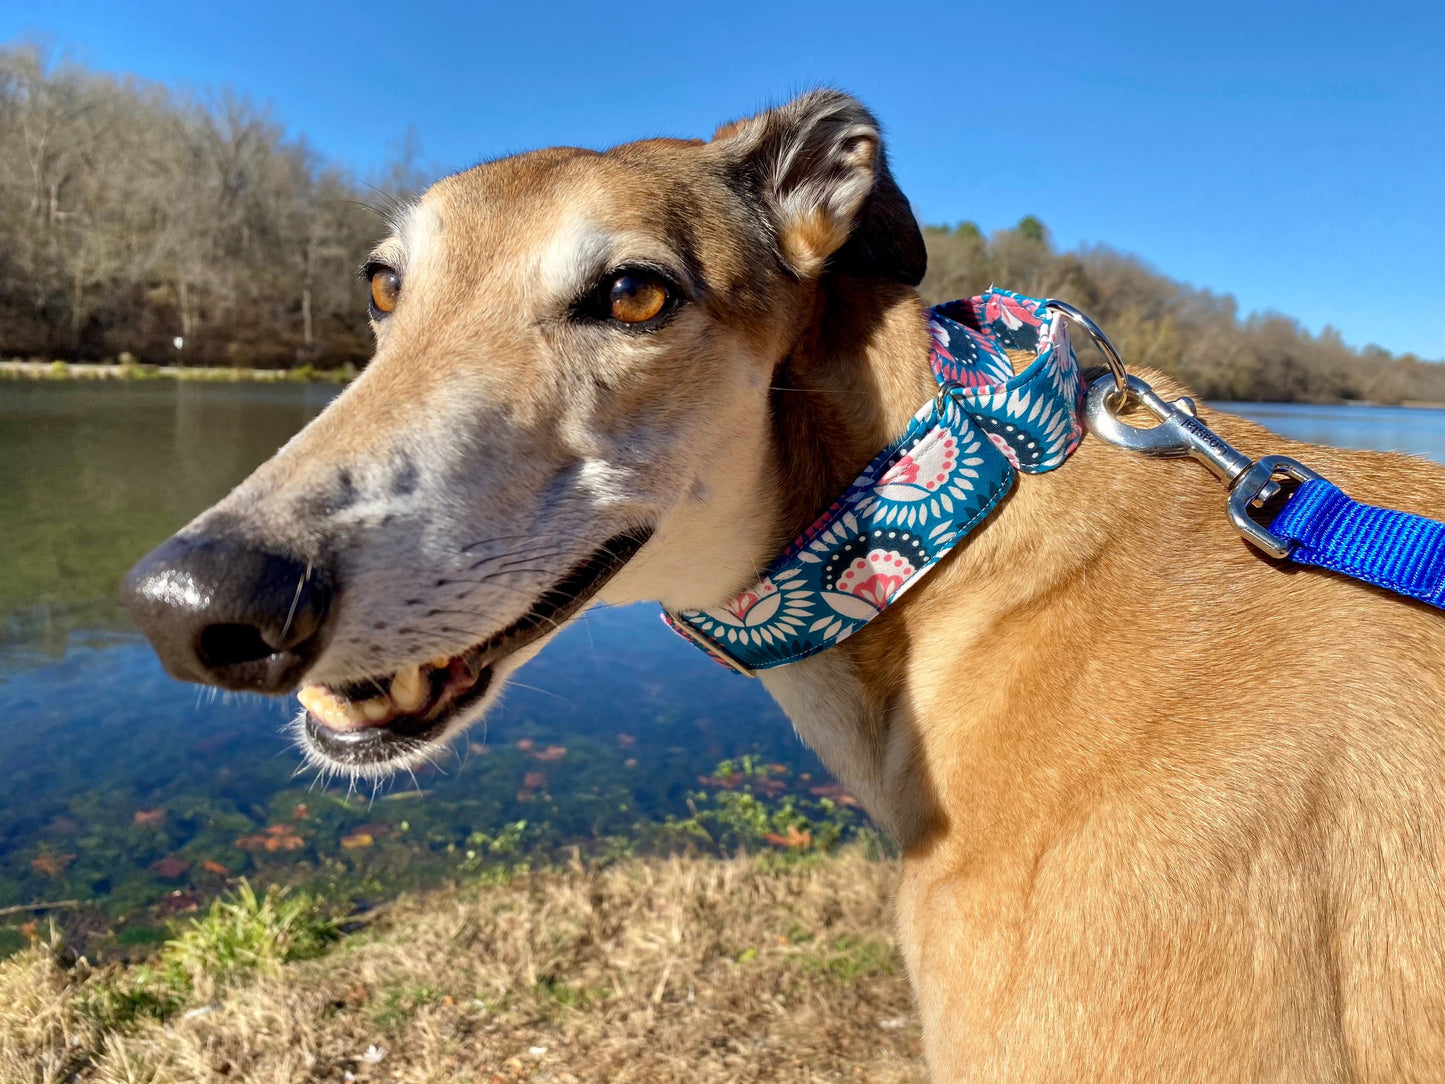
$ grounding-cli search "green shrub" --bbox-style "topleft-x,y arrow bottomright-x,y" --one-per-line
160,879 -> 336,995
654,759 -> 857,855
461,819 -> 530,872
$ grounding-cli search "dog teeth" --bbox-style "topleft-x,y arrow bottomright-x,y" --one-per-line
299,666 -> 434,731
391,665 -> 427,712
297,685 -> 327,718
429,654 -> 452,670
299,685 -> 369,731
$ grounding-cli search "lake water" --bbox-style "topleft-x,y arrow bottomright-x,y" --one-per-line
1223,401 -> 1445,463
1,382 -> 1442,951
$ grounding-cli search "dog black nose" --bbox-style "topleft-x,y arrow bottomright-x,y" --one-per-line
120,536 -> 332,693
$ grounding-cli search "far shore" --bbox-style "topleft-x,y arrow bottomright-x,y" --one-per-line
0,358 -> 355,385
6,358 -> 1444,409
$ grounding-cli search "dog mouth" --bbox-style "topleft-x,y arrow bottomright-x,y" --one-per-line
295,529 -> 650,771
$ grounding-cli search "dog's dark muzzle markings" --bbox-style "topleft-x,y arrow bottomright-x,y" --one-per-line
120,534 -> 332,693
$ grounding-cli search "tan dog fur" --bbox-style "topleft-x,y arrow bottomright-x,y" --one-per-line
156,92 -> 1445,1079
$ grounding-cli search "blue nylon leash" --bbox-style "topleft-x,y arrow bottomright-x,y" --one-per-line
1270,479 -> 1445,611
1081,362 -> 1445,617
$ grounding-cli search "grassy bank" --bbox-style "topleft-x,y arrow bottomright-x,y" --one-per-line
0,359 -> 354,384
1,847 -> 922,1083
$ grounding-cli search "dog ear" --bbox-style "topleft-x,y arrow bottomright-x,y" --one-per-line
713,90 -> 927,286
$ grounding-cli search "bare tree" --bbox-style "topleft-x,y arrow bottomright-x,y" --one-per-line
921,221 -> 1445,404
0,43 -> 384,367
0,42 -> 1440,402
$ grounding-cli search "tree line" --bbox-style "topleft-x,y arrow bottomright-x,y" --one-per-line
3,44 -> 1442,403
0,44 -> 405,370
919,218 -> 1445,404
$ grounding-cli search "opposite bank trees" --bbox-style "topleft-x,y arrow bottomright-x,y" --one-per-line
1,43 -> 1440,402
0,44 -> 402,369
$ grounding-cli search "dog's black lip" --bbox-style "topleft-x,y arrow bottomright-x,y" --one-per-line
301,528 -> 652,766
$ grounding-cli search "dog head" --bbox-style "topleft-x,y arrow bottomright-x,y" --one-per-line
121,89 -> 925,778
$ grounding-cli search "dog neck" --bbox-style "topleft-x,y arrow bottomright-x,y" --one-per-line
765,277 -> 942,548
755,278 -> 1101,844
617,277 -> 1097,843
752,278 -> 940,841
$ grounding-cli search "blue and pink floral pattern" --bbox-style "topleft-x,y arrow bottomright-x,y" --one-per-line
665,289 -> 1083,672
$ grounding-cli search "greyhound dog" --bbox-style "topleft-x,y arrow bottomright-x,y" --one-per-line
123,91 -> 1445,1080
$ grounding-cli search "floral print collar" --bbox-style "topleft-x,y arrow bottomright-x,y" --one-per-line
664,289 -> 1084,675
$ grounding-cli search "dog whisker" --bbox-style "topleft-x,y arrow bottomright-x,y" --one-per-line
277,562 -> 312,647
464,547 -> 579,573
487,552 -> 580,574
439,580 -> 554,603
418,744 -> 451,776
769,384 -> 867,396
505,679 -> 573,705
468,567 -> 564,585
458,531 -> 550,555
427,608 -> 569,638
580,611 -> 600,670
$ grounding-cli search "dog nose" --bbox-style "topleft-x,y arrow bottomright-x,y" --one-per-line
120,536 -> 333,693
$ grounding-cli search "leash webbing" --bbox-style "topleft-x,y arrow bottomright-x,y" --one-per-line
1270,479 -> 1445,611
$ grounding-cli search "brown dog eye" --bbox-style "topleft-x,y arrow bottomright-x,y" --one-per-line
608,272 -> 668,324
369,267 -> 400,314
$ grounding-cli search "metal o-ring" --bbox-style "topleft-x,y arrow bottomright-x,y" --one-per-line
1044,299 -> 1129,400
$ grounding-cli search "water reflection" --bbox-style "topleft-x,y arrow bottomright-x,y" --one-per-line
1,381 -> 1442,938
2,382 -> 339,658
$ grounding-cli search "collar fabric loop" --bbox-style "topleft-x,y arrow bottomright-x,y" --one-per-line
665,289 -> 1084,673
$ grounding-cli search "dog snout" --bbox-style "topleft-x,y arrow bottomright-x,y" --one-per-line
120,535 -> 333,693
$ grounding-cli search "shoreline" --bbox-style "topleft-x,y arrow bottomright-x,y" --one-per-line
6,360 -> 1444,408
0,359 -> 355,385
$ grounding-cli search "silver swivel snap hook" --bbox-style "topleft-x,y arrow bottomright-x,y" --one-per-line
1047,299 -> 1318,559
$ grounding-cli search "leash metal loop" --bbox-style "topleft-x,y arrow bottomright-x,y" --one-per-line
1227,456 -> 1323,558
934,378 -> 965,417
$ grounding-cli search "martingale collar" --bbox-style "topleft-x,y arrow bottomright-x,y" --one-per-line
664,288 -> 1085,675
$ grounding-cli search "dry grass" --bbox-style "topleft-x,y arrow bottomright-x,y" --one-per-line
0,847 -> 924,1083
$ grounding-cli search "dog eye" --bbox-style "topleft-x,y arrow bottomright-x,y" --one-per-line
368,266 -> 401,316
606,271 -> 670,324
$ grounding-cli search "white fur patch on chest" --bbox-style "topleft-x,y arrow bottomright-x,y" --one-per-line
761,652 -> 904,840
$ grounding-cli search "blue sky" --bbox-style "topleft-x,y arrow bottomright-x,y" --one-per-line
6,0 -> 1444,359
